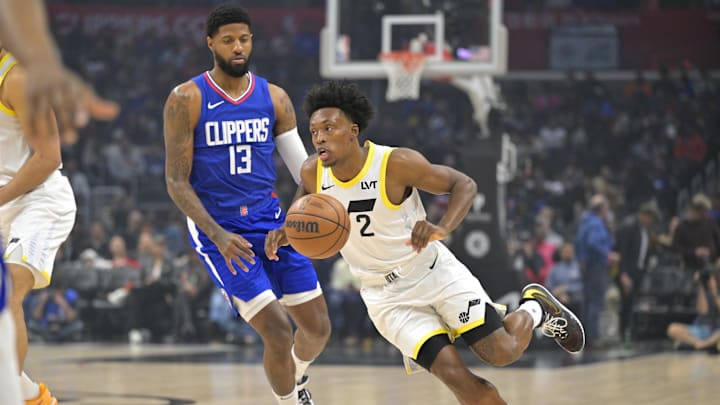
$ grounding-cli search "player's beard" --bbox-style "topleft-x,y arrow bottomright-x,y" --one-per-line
215,53 -> 250,78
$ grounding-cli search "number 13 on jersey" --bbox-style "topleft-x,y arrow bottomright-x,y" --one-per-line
229,145 -> 251,175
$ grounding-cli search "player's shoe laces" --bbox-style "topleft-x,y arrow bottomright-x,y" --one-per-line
25,383 -> 58,405
521,283 -> 585,353
297,375 -> 314,405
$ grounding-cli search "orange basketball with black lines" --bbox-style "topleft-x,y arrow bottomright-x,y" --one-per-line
284,194 -> 350,259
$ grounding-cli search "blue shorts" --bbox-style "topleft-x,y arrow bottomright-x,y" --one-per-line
187,225 -> 318,313
687,322 -> 720,341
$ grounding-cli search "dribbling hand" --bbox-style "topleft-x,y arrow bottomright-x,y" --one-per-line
265,227 -> 289,261
407,220 -> 447,253
213,230 -> 255,275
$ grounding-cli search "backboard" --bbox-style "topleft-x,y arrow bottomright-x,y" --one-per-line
320,0 -> 507,79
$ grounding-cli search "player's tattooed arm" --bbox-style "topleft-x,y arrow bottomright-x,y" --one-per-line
268,83 -> 298,135
163,82 -> 224,241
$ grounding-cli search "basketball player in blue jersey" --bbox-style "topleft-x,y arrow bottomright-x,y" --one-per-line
163,6 -> 329,405
267,81 -> 585,405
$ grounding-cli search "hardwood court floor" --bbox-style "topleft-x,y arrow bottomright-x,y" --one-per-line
24,343 -> 720,405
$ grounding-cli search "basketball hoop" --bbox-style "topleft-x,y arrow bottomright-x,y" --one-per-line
379,51 -> 428,101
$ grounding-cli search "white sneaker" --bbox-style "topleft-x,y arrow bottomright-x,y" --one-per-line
128,329 -> 143,344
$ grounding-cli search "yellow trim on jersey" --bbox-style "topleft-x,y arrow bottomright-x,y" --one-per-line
40,270 -> 52,284
330,140 -> 376,189
411,328 -> 450,360
0,102 -> 15,116
453,317 -> 486,337
0,53 -> 18,116
316,156 -> 323,193
379,147 -> 402,210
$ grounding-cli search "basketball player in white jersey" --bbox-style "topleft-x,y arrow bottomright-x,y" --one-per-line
0,46 -> 77,405
267,81 -> 585,404
0,3 -> 117,403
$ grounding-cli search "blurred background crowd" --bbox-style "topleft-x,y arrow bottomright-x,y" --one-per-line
28,0 -> 720,352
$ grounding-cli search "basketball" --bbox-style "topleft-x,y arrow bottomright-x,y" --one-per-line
284,194 -> 350,259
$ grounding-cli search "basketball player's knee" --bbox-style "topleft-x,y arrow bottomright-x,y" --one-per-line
432,363 -> 473,388
8,264 -> 34,303
433,366 -> 505,405
259,318 -> 294,352
666,323 -> 682,338
309,316 -> 331,343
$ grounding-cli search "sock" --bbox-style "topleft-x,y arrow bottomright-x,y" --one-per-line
20,371 -> 40,400
273,386 -> 298,405
291,345 -> 312,384
518,300 -> 543,328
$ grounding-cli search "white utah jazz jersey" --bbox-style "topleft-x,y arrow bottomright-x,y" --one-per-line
317,141 -> 427,280
0,53 -> 30,187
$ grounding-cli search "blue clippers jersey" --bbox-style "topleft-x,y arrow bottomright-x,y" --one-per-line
190,71 -> 282,234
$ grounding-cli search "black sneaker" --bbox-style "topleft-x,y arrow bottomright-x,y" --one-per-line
521,283 -> 585,353
297,375 -> 314,405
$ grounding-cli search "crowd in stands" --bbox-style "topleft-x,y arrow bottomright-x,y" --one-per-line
24,2 -> 720,350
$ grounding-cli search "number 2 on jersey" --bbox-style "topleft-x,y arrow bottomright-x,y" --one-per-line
348,199 -> 377,238
356,214 -> 374,237
229,145 -> 251,175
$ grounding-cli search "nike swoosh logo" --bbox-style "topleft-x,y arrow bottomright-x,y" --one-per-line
429,253 -> 439,269
526,288 -> 562,316
321,184 -> 335,191
207,100 -> 225,109
274,207 -> 282,219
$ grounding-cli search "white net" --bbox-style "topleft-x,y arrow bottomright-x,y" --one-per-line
380,52 -> 427,101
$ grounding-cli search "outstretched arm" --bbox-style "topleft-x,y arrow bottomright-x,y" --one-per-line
269,83 -> 307,184
0,0 -> 58,69
0,0 -> 118,139
163,82 -> 255,273
386,148 -> 477,252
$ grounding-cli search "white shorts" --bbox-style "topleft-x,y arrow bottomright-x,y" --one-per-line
0,173 -> 76,288
361,242 -> 506,360
0,308 -> 22,404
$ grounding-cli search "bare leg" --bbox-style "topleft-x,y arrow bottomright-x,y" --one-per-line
667,323 -> 703,348
248,301 -> 296,396
429,345 -> 507,405
696,331 -> 720,350
285,295 -> 331,363
8,263 -> 35,372
470,311 -> 534,367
